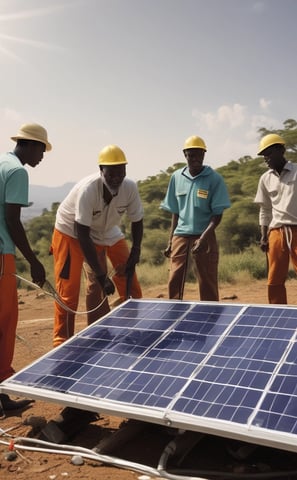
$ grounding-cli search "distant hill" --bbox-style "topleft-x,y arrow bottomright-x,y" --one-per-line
21,182 -> 75,221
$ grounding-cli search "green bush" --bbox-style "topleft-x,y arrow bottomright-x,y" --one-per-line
218,247 -> 267,283
141,230 -> 169,265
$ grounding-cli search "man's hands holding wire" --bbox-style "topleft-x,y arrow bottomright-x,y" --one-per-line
96,275 -> 115,296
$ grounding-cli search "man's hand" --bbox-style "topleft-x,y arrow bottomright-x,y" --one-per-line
163,243 -> 171,258
96,275 -> 115,296
125,246 -> 140,275
30,259 -> 46,287
191,238 -> 208,255
260,237 -> 269,252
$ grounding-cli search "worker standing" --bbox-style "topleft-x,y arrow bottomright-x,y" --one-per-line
161,135 -> 230,300
0,123 -> 51,412
254,133 -> 297,304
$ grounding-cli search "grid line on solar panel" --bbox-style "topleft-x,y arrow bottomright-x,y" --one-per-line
67,305 -> 241,407
169,305 -> 297,430
3,300 -> 297,444
248,325 -> 297,434
8,302 -> 244,402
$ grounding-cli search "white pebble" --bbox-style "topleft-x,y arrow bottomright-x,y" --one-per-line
71,455 -> 84,465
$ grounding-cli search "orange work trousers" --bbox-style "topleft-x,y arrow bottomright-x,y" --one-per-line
83,238 -> 142,324
52,229 -> 142,347
168,233 -> 219,301
0,254 -> 18,382
267,226 -> 297,304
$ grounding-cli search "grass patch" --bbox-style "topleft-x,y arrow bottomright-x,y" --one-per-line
219,247 -> 267,283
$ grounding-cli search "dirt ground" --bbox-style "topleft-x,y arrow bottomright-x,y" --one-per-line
1,279 -> 297,480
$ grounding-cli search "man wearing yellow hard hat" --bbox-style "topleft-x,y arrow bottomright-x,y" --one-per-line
254,133 -> 297,304
0,123 -> 51,413
161,135 -> 230,300
51,145 -> 143,347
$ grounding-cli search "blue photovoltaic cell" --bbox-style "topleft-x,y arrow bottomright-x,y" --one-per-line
171,305 -> 297,430
3,299 -> 297,449
8,301 -> 242,407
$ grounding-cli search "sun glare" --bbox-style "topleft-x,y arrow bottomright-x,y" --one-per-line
0,2 -> 81,60
0,4 -> 76,22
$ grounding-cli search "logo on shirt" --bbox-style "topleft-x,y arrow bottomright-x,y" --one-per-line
197,189 -> 208,199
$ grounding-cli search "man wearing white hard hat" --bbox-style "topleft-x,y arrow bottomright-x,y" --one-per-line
0,123 -> 51,413
254,133 -> 297,304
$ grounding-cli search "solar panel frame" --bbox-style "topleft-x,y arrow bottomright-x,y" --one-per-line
2,299 -> 297,453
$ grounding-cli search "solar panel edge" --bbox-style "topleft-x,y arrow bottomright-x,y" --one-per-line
166,412 -> 297,453
2,382 -> 297,453
2,299 -> 297,453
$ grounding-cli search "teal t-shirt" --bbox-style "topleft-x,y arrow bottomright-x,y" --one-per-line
0,152 -> 29,254
160,165 -> 230,235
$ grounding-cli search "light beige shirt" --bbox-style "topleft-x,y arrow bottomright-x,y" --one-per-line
254,162 -> 297,228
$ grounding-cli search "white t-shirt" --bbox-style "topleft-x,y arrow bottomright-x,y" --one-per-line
55,173 -> 143,246
254,162 -> 297,228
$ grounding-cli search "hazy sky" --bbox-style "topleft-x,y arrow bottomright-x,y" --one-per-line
0,0 -> 296,186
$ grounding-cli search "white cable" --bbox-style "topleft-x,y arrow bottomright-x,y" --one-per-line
1,432 -> 294,479
157,439 -> 208,480
156,436 -> 297,480
0,436 -> 161,477
15,274 -> 109,315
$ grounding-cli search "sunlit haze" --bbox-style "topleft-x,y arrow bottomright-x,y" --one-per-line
0,0 -> 296,186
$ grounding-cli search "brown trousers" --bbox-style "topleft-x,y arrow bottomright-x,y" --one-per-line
0,254 -> 18,382
267,226 -> 297,304
168,233 -> 219,301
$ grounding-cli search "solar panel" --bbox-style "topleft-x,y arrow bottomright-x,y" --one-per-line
2,299 -> 297,452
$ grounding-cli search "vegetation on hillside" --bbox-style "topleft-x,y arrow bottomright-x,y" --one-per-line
19,119 -> 297,284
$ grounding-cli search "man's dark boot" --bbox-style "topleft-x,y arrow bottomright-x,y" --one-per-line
0,393 -> 34,412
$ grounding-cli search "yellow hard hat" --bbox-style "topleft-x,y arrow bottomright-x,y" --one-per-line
98,145 -> 127,165
257,133 -> 285,155
183,135 -> 207,151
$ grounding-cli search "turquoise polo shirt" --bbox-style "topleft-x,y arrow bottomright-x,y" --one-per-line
161,165 -> 230,235
0,152 -> 29,254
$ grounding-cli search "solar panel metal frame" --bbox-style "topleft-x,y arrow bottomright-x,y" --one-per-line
2,298 -> 297,453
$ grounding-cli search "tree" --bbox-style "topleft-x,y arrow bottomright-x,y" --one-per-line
258,119 -> 297,162
24,202 -> 57,248
19,119 -> 297,271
